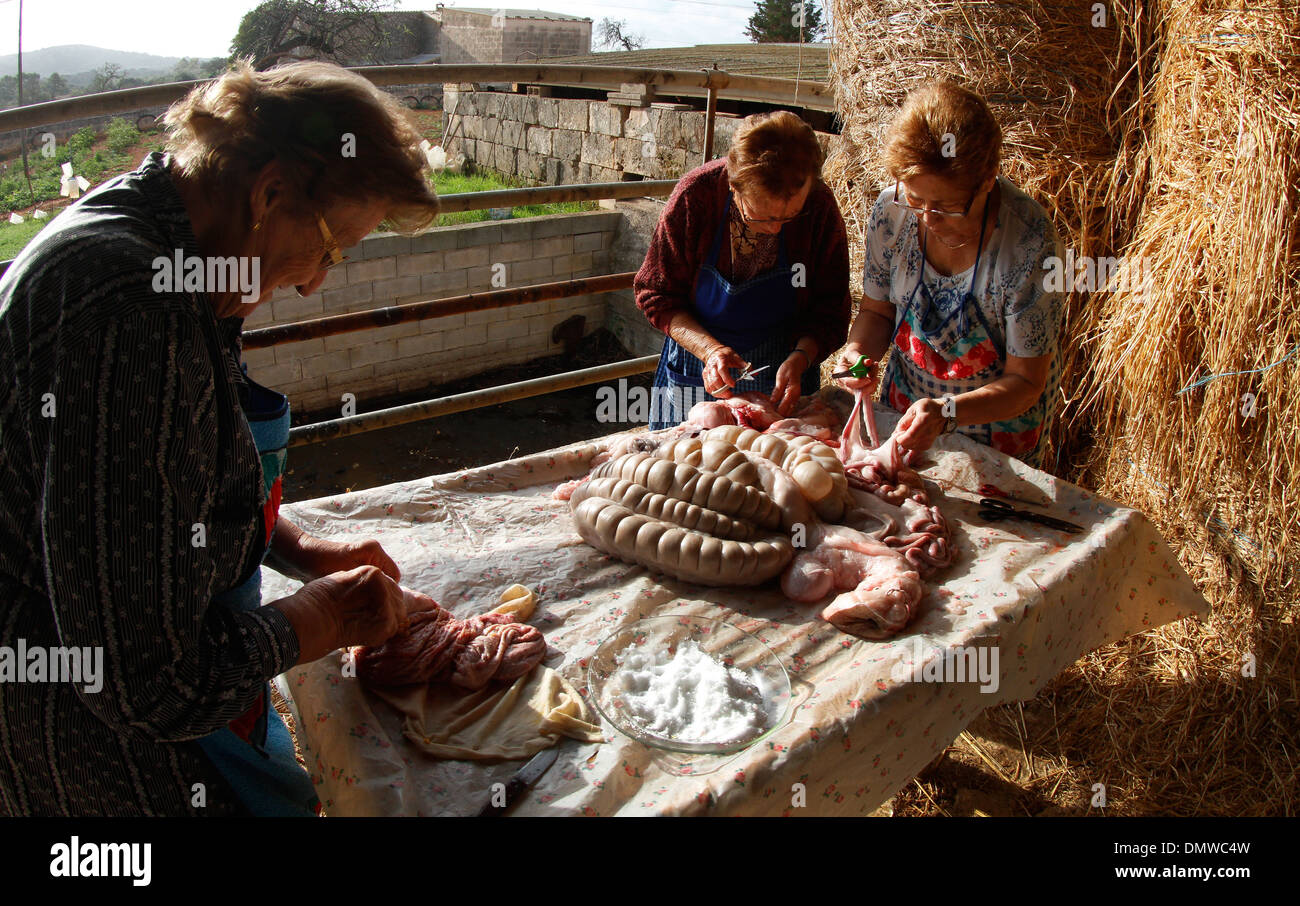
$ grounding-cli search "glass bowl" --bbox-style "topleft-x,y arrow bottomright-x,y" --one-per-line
586,614 -> 792,756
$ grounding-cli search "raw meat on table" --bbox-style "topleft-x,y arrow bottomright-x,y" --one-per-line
560,389 -> 953,640
355,602 -> 547,690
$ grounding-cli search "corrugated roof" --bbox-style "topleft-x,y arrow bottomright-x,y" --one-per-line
543,43 -> 830,81
445,7 -> 592,22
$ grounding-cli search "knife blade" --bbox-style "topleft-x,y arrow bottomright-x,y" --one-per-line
476,746 -> 559,817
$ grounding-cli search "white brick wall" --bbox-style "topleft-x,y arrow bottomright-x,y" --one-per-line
242,211 -> 622,418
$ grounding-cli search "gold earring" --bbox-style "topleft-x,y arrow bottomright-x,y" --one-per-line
253,219 -> 263,232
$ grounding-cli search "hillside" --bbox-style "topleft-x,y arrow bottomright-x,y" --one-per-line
0,44 -> 183,84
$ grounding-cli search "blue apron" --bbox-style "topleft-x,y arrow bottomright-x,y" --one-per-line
196,370 -> 320,817
649,196 -> 818,429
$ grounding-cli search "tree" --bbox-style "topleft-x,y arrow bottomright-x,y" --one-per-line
0,76 -> 17,110
230,0 -> 395,70
597,18 -> 645,52
91,63 -> 124,93
20,72 -> 44,103
745,0 -> 825,43
47,72 -> 68,99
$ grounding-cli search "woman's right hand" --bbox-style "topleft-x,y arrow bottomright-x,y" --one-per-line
702,344 -> 749,398
835,347 -> 880,396
273,565 -> 413,666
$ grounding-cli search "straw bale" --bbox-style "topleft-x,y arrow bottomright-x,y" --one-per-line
828,0 -> 1300,815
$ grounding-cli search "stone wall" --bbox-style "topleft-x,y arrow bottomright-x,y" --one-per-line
239,210 -> 620,418
442,87 -> 747,184
439,10 -> 590,64
384,82 -> 445,109
440,12 -> 504,65
502,18 -> 592,60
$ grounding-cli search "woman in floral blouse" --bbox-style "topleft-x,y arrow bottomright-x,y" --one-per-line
837,82 -> 1065,469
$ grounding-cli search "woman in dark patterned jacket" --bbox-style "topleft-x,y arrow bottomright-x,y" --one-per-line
0,61 -> 441,815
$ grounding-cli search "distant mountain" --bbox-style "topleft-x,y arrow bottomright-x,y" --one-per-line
0,45 -> 186,83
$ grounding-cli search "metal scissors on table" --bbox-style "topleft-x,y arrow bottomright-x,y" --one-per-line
832,355 -> 875,380
978,498 -> 1084,534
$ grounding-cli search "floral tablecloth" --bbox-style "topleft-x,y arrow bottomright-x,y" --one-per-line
265,406 -> 1209,816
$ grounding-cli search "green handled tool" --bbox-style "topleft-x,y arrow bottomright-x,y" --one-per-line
832,355 -> 876,379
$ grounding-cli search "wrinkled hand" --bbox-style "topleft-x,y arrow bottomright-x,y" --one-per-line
894,397 -> 946,454
299,536 -> 401,584
834,349 -> 879,396
770,352 -> 807,416
278,565 -> 411,665
400,585 -> 442,616
701,344 -> 748,398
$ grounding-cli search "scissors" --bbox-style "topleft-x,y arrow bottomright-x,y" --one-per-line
833,355 -> 875,380
733,363 -> 770,382
978,498 -> 1084,534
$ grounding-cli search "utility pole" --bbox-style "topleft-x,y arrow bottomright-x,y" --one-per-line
18,0 -> 36,208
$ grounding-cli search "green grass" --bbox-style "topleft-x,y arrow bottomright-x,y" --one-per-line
0,216 -> 50,260
431,170 -> 596,226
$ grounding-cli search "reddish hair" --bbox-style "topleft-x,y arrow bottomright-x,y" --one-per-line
881,82 -> 1003,191
726,110 -> 824,197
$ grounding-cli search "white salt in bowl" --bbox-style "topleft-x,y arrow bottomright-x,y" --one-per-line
586,614 -> 792,756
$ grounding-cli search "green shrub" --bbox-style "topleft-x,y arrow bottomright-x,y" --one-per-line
106,118 -> 138,154
64,126 -> 96,162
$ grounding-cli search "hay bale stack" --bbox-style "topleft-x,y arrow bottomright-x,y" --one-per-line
1054,0 -> 1300,814
828,0 -> 1300,815
824,0 -> 1149,468
1082,0 -> 1299,599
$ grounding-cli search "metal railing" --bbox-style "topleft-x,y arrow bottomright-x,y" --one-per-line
0,63 -> 833,132
0,62 -> 830,447
244,273 -> 637,349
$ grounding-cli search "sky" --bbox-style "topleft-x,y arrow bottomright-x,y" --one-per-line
0,0 -> 775,61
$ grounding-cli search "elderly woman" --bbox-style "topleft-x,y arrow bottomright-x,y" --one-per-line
837,82 -> 1064,468
0,62 -> 440,815
636,110 -> 851,428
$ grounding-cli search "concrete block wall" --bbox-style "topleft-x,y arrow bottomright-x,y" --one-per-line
443,87 -> 748,184
240,210 -> 621,419
0,106 -> 168,159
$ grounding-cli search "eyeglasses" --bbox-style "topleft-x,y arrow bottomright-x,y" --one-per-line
316,213 -> 349,271
732,190 -> 809,227
891,181 -> 977,219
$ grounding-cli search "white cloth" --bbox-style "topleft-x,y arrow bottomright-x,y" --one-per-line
267,415 -> 1209,816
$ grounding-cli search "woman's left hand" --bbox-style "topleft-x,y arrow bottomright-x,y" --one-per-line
770,352 -> 808,416
299,536 -> 402,583
894,397 -> 947,453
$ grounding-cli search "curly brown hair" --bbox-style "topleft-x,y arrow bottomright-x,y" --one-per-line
725,110 -> 825,198
881,82 -> 1003,192
163,60 -> 440,233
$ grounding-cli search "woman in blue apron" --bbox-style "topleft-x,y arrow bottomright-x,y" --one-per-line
836,82 -> 1065,470
635,111 -> 853,430
650,193 -> 822,428
196,370 -> 322,817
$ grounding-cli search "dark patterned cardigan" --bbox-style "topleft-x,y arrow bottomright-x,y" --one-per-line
0,152 -> 300,816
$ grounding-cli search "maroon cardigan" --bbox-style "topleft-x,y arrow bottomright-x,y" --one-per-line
633,157 -> 851,363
